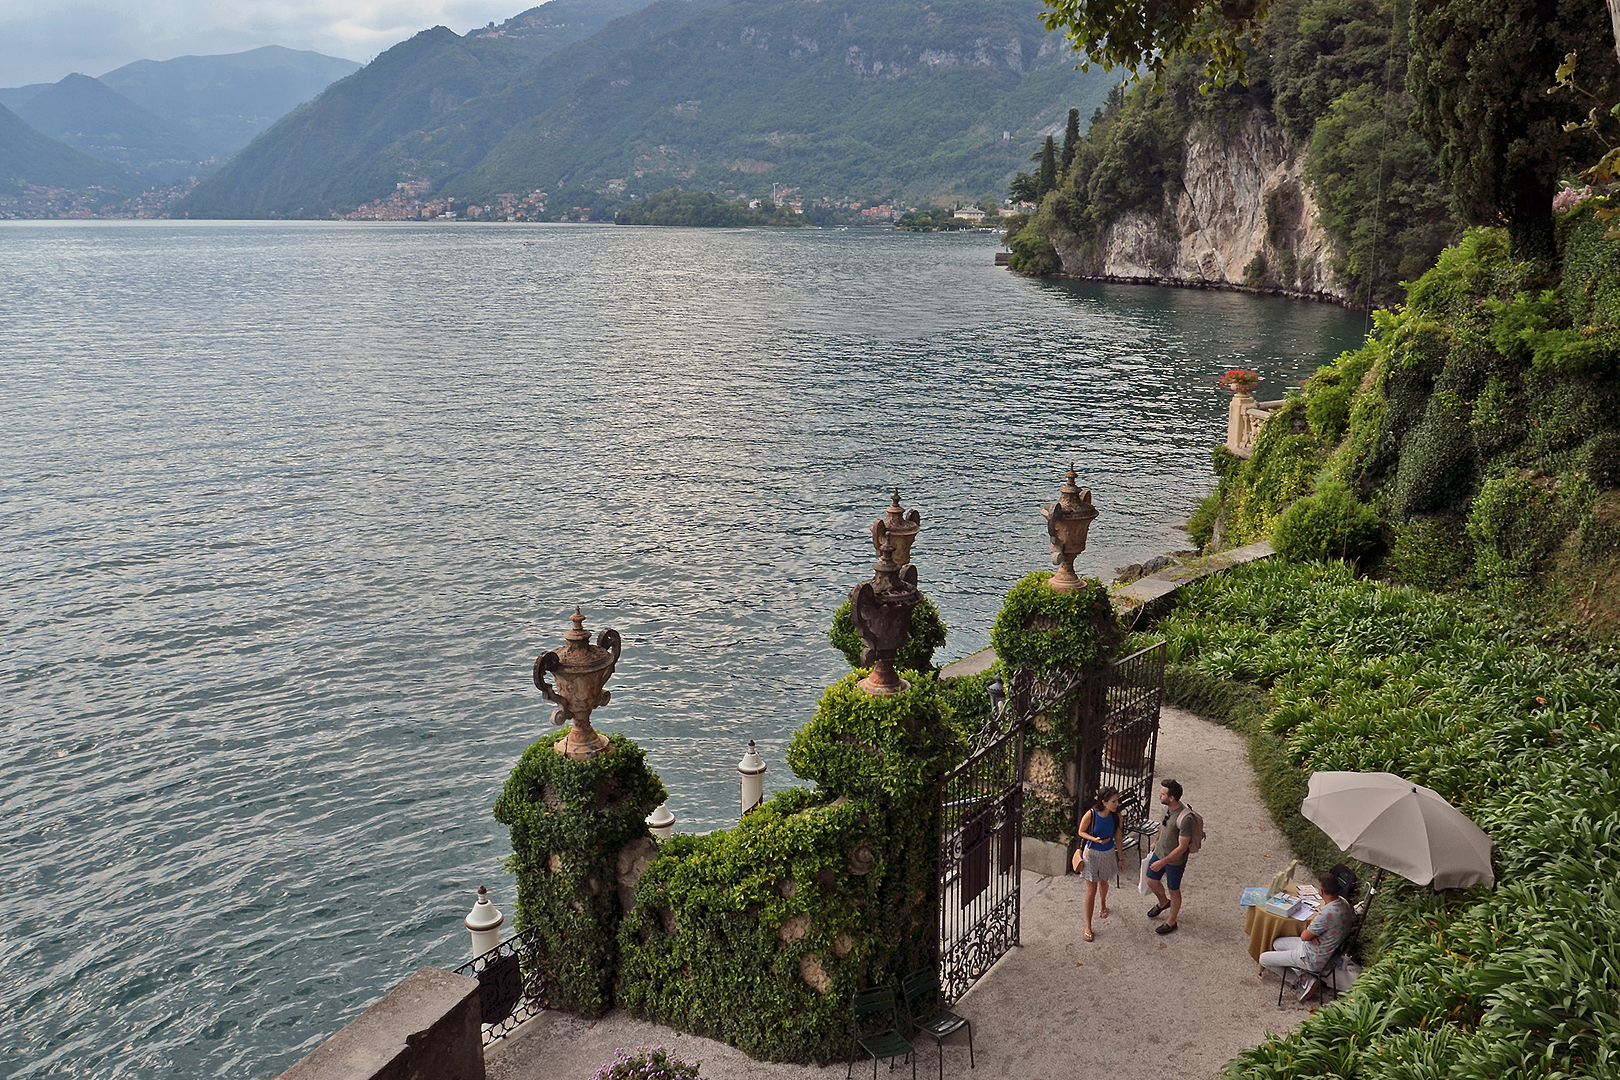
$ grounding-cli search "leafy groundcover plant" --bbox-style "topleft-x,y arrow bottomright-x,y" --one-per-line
593,1046 -> 701,1080
1152,558 -> 1620,1079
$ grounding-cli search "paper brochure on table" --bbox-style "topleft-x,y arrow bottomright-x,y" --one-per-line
1239,886 -> 1269,907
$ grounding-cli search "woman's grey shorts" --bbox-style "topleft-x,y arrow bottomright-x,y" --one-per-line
1081,845 -> 1121,882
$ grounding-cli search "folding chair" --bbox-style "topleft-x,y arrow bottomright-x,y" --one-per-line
901,969 -> 973,1080
849,985 -> 915,1080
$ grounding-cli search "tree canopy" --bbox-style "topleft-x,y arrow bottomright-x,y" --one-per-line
1407,0 -> 1618,261
1039,0 -> 1269,84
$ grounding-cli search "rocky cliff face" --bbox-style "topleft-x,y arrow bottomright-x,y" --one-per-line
1050,108 -> 1350,304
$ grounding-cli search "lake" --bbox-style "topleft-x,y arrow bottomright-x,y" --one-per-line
0,220 -> 1366,1077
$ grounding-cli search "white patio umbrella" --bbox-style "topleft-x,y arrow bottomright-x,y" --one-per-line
1300,771 -> 1496,889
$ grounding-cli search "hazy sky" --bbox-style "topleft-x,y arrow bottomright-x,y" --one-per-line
0,0 -> 544,86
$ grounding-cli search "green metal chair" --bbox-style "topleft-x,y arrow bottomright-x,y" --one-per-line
849,985 -> 916,1080
901,969 -> 973,1080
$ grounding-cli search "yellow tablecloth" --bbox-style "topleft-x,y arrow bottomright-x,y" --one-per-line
1243,888 -> 1310,967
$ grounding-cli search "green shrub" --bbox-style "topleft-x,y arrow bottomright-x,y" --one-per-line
1007,225 -> 1059,275
934,667 -> 997,745
786,673 -> 962,801
829,594 -> 948,672
1466,472 -> 1570,583
494,732 -> 667,1016
1381,516 -> 1473,589
1391,388 -> 1476,519
1243,251 -> 1268,287
1578,431 -> 1620,487
989,572 -> 1120,676
1305,368 -> 1353,441
1272,478 -> 1384,564
1186,489 -> 1222,548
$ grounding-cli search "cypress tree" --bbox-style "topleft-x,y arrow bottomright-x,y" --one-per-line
1060,108 -> 1080,177
1408,0 -> 1616,262
1037,136 -> 1058,198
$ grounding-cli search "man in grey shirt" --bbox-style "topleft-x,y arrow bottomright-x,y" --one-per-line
1145,778 -> 1192,934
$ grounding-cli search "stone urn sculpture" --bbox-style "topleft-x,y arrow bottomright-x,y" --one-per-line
1040,464 -> 1099,592
533,606 -> 622,759
870,489 -> 921,566
849,538 -> 921,696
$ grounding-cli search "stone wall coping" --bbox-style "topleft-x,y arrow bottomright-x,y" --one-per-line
278,966 -> 484,1080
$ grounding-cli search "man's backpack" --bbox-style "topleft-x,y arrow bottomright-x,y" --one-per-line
1178,805 -> 1206,854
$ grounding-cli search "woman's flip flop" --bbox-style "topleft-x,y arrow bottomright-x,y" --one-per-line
1099,906 -> 1110,918
1083,928 -> 1095,942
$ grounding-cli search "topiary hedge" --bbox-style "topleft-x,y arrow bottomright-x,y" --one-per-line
989,572 -> 1122,841
989,572 -> 1119,676
609,674 -> 960,1064
494,732 -> 667,1016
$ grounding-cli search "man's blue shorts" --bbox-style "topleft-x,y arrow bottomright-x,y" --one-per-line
1145,856 -> 1186,891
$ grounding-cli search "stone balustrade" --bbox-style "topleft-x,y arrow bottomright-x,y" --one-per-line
1226,393 -> 1287,458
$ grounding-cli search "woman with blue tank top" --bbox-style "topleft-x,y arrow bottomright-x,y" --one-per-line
1072,785 -> 1124,942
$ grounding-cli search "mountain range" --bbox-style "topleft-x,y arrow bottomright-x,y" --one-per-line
0,46 -> 360,197
183,0 -> 1117,218
5,0 -> 1114,217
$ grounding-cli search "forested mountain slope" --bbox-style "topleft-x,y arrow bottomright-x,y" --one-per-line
14,74 -> 202,183
183,0 -> 1117,217
179,0 -> 670,217
451,0 -> 1117,205
97,46 -> 363,160
0,102 -> 135,193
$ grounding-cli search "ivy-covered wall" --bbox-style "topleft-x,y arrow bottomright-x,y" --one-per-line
496,671 -> 960,1063
616,674 -> 960,1063
493,732 -> 667,1016
989,571 -> 1121,841
497,567 -> 1127,1059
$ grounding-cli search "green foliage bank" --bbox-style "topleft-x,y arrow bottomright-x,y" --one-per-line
1148,559 -> 1620,1080
1195,208 -> 1620,630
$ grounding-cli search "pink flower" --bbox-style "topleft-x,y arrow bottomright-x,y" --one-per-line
1553,186 -> 1593,214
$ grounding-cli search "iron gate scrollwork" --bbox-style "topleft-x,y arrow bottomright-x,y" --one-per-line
1093,641 -> 1166,838
453,925 -> 549,1045
938,686 -> 1024,1005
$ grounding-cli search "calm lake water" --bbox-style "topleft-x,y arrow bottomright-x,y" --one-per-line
0,221 -> 1366,1078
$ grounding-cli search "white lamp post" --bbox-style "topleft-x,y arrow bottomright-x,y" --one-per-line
647,801 -> 675,841
465,886 -> 503,957
738,740 -> 766,818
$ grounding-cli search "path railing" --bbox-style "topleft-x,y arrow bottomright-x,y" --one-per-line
453,926 -> 548,1045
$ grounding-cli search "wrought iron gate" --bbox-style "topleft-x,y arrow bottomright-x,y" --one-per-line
453,926 -> 548,1045
938,697 -> 1024,1004
1093,641 -> 1167,836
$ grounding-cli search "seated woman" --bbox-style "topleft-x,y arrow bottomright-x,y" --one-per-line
1259,869 -> 1355,1001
